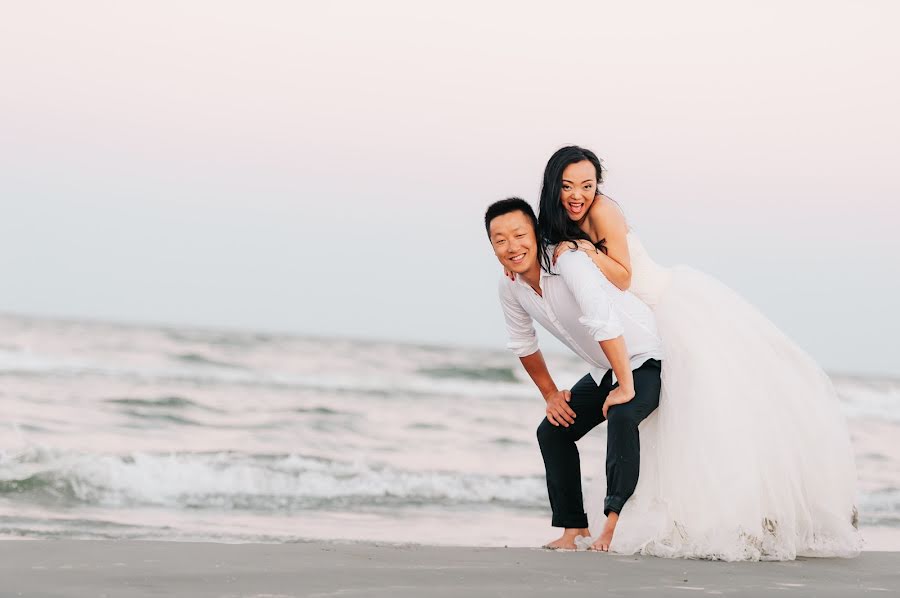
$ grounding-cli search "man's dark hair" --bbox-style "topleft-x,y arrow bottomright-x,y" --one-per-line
484,197 -> 538,238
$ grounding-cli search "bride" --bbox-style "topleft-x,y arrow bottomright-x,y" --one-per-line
537,145 -> 860,560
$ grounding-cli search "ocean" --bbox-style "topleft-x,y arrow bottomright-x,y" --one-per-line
1,314 -> 898,548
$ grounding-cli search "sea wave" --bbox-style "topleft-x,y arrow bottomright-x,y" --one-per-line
0,351 -> 531,402
104,396 -> 220,411
0,448 -> 547,511
417,366 -> 518,383
1,314 -> 899,546
833,378 -> 900,423
858,487 -> 900,527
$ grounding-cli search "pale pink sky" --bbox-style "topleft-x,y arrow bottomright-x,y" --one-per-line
1,1 -> 898,375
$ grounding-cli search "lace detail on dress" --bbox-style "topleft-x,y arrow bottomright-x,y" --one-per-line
632,511 -> 862,561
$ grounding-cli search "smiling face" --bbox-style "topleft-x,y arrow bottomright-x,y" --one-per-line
488,210 -> 540,276
560,159 -> 599,220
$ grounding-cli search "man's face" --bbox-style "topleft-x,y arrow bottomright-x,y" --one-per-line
489,210 -> 539,275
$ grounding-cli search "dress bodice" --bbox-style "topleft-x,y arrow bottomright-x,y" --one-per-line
626,232 -> 673,307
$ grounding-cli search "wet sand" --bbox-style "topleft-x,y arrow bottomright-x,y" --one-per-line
1,540 -> 897,597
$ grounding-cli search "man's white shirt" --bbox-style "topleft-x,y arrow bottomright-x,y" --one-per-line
498,250 -> 663,385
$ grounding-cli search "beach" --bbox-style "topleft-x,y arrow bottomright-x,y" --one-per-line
1,539 -> 898,597
1,314 -> 899,594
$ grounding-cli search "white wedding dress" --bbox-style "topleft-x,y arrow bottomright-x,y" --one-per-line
584,233 -> 861,561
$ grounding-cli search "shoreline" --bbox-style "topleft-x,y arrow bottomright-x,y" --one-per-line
1,540 -> 897,597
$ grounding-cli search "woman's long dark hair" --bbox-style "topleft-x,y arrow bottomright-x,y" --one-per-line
537,145 -> 605,273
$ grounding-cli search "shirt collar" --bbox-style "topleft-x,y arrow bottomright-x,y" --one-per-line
513,256 -> 556,291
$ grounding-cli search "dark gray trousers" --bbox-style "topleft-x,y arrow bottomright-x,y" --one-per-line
536,359 -> 662,528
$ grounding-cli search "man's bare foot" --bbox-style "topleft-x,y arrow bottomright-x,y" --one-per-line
543,527 -> 590,550
590,512 -> 619,552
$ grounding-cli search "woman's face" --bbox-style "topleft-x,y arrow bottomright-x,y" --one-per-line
560,160 -> 598,220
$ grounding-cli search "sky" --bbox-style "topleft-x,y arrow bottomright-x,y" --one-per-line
1,1 -> 898,376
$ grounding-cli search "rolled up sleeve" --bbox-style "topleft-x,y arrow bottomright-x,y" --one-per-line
555,251 -> 624,341
497,279 -> 539,357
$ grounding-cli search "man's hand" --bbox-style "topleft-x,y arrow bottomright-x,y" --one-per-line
545,389 -> 576,427
602,385 -> 635,418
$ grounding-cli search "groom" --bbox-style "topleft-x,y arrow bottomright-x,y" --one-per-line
485,198 -> 663,551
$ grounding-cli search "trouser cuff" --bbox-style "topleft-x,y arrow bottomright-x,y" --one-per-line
604,497 -> 624,516
552,511 -> 589,529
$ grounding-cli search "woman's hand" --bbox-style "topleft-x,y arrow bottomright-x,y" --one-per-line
552,239 -> 598,265
504,268 -> 516,281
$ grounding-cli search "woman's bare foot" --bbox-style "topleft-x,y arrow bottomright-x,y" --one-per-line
543,527 -> 590,550
589,512 -> 619,551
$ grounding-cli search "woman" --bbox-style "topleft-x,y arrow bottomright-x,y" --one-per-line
538,145 -> 860,560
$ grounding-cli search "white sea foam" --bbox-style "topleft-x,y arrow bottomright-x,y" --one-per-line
833,377 -> 900,423
0,448 -> 547,510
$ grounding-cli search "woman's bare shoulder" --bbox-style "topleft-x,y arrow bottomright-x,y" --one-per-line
587,195 -> 627,232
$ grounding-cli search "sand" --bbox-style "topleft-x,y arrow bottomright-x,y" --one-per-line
1,540 -> 897,597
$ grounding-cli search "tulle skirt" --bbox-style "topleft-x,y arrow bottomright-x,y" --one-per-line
584,266 -> 861,560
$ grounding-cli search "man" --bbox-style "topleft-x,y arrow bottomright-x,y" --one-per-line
486,197 -> 663,551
